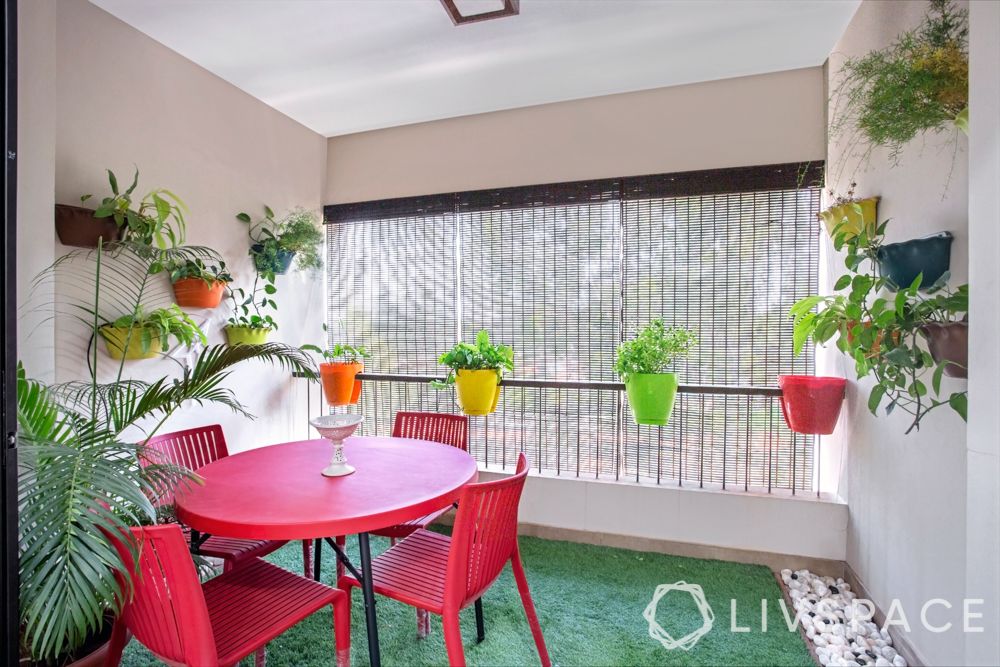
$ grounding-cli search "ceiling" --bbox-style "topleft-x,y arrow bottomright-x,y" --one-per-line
90,0 -> 859,138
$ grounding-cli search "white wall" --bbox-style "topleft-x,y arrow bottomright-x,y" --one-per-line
965,1 -> 1000,664
36,0 -> 328,451
824,2 -> 970,664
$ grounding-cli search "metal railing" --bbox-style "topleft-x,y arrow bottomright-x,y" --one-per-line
301,373 -> 819,496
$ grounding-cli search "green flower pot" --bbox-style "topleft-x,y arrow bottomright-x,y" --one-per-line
624,373 -> 679,426
224,326 -> 271,346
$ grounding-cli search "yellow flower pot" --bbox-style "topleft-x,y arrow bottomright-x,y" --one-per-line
818,197 -> 879,240
99,326 -> 161,360
224,326 -> 271,346
454,369 -> 501,416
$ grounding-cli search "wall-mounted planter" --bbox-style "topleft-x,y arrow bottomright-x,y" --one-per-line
224,326 -> 271,346
251,244 -> 296,275
319,361 -> 363,406
172,278 -> 226,308
778,375 -> 846,435
624,372 -> 679,426
454,369 -> 501,416
922,321 -> 968,379
877,232 -> 953,290
55,204 -> 121,248
99,326 -> 160,360
818,197 -> 879,240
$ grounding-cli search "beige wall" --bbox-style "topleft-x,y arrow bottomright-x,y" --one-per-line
822,2 -> 970,664
16,0 -> 57,383
325,67 -> 826,203
38,0 -> 328,451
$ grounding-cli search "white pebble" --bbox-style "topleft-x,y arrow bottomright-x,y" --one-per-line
875,659 -> 891,667
892,656 -> 906,667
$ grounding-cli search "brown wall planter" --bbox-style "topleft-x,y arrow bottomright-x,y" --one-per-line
55,204 -> 120,248
922,321 -> 968,378
172,278 -> 226,308
320,361 -> 363,406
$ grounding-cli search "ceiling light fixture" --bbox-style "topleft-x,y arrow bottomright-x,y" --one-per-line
439,0 -> 520,26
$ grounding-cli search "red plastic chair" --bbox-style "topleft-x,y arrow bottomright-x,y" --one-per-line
375,412 -> 469,540
105,524 -> 350,667
142,425 -> 312,576
339,453 -> 550,667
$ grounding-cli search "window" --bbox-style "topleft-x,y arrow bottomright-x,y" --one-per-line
326,163 -> 823,492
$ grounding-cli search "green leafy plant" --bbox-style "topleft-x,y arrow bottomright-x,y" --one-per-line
431,330 -> 514,388
614,319 -> 697,378
18,240 -> 317,663
302,324 -> 371,363
831,0 -> 968,171
226,272 -> 278,330
81,168 -> 188,249
790,218 -> 968,433
167,258 -> 233,285
237,205 -> 324,274
102,304 -> 206,354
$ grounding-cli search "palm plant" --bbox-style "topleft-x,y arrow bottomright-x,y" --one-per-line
17,240 -> 317,663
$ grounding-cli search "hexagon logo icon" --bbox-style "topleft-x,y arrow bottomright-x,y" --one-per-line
643,581 -> 714,651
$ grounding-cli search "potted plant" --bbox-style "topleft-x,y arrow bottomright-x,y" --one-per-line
830,0 -> 968,178
168,258 -> 233,308
921,285 -> 968,378
876,231 -> 954,290
17,242 -> 316,667
99,304 -> 206,360
791,219 -> 968,433
303,335 -> 371,406
236,205 -> 323,275
818,182 -> 880,240
614,319 -> 697,426
777,376 -> 848,435
225,272 -> 278,345
57,168 -> 188,249
432,330 -> 513,416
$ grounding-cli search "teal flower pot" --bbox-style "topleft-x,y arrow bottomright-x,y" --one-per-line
251,243 -> 296,274
876,232 -> 953,290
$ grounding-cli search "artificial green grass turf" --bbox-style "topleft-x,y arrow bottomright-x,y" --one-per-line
120,533 -> 813,666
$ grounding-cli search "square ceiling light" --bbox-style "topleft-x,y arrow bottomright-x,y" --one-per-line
440,0 -> 520,26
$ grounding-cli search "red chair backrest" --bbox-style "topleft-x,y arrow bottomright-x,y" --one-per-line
140,425 -> 229,506
392,411 -> 469,451
109,524 -> 217,666
445,452 -> 529,609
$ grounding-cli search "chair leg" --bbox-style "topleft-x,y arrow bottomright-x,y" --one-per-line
474,598 -> 485,643
105,618 -> 128,667
333,594 -> 352,667
301,539 -> 313,579
442,611 -> 466,667
511,550 -> 551,667
254,646 -> 267,667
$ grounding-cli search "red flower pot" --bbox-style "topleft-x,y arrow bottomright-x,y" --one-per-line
778,375 -> 847,435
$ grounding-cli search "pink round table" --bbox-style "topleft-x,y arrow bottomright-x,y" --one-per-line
175,436 -> 478,667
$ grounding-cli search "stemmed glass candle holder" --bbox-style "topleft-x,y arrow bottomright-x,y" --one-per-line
310,413 -> 363,477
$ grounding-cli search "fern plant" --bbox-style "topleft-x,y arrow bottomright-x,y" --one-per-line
17,240 -> 317,663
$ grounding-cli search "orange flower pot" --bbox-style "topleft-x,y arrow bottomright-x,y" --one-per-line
172,278 -> 226,308
320,361 -> 363,406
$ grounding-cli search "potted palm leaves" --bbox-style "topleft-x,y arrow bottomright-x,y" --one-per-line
614,319 -> 697,426
17,240 -> 315,666
432,330 -> 513,416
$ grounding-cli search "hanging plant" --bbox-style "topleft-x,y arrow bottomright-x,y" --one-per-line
790,219 -> 967,434
237,205 -> 324,275
831,0 -> 968,173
